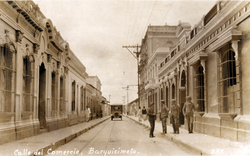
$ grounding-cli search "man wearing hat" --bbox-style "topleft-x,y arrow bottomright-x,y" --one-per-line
170,100 -> 180,134
147,103 -> 156,138
182,96 -> 198,133
160,100 -> 169,134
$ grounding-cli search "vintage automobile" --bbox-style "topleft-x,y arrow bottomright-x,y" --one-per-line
111,105 -> 123,121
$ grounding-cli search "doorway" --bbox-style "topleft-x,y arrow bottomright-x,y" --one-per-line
38,63 -> 46,129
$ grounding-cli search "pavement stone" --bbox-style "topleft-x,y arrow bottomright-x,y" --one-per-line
0,117 -> 109,156
127,115 -> 250,156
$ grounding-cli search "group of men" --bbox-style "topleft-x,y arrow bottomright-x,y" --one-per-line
147,96 -> 197,138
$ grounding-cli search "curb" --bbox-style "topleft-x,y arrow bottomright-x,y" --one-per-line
30,117 -> 109,156
126,116 -> 209,156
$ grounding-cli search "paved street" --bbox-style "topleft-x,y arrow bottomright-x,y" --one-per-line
45,117 -> 193,156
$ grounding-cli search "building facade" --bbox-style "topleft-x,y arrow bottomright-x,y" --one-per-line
139,1 -> 250,142
139,23 -> 191,121
87,76 -> 102,119
0,1 -> 105,144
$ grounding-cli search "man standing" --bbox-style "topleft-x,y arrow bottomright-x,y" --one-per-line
147,103 -> 156,138
160,101 -> 169,134
170,100 -> 180,134
142,106 -> 147,121
182,96 -> 197,133
137,106 -> 142,122
86,106 -> 91,122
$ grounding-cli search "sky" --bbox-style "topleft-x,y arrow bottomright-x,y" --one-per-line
33,0 -> 217,104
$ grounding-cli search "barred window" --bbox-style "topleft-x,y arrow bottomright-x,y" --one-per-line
51,72 -> 57,111
0,44 -> 15,112
160,88 -> 163,101
23,56 -> 34,111
219,45 -> 239,113
84,88 -> 86,110
165,87 -> 169,108
80,86 -> 83,111
196,66 -> 205,112
60,77 -> 65,111
172,84 -> 175,99
72,81 -> 75,111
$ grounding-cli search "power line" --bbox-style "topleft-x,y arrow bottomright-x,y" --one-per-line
125,1 -> 135,45
122,0 -> 130,45
160,1 -> 175,25
130,2 -> 140,45
132,0 -> 147,44
139,0 -> 157,42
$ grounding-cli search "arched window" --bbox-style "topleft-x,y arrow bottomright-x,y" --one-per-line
0,44 -> 15,112
23,56 -> 34,111
196,66 -> 205,112
219,45 -> 238,113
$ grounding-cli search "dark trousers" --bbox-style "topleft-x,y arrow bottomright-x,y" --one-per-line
186,115 -> 194,133
161,117 -> 167,133
172,116 -> 179,133
149,120 -> 155,137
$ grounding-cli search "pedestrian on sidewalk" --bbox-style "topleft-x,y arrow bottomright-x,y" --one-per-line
170,100 -> 180,134
100,110 -> 103,118
142,106 -> 147,121
160,101 -> 169,134
182,96 -> 198,134
86,106 -> 91,122
137,106 -> 142,122
147,103 -> 156,138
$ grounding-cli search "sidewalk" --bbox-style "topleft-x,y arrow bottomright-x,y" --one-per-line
127,115 -> 250,156
0,116 -> 109,156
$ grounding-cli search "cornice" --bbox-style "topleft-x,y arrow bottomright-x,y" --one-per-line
185,1 -> 248,56
0,5 -> 40,45
158,1 -> 249,75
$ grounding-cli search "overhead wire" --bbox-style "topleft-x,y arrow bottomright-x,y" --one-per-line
130,1 -> 141,45
131,0 -> 147,44
139,0 -> 157,43
160,1 -> 175,25
125,0 -> 135,45
123,0 -> 129,45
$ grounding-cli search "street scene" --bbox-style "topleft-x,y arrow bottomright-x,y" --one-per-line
0,0 -> 250,156
43,117 -> 193,156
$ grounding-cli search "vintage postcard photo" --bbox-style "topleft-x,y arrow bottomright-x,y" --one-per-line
0,0 -> 250,155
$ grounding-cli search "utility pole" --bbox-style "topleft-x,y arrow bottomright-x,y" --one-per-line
122,45 -> 141,107
122,85 -> 138,104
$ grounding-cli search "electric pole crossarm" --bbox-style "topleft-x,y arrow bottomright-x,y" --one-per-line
124,47 -> 136,59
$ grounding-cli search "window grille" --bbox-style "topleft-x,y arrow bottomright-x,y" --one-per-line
165,87 -> 169,108
218,45 -> 240,113
195,66 -> 205,112
80,86 -> 83,111
23,56 -> 34,112
0,44 -> 15,112
60,77 -> 65,111
160,88 -> 163,101
84,88 -> 86,110
172,84 -> 175,99
72,81 -> 75,111
51,72 -> 57,111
